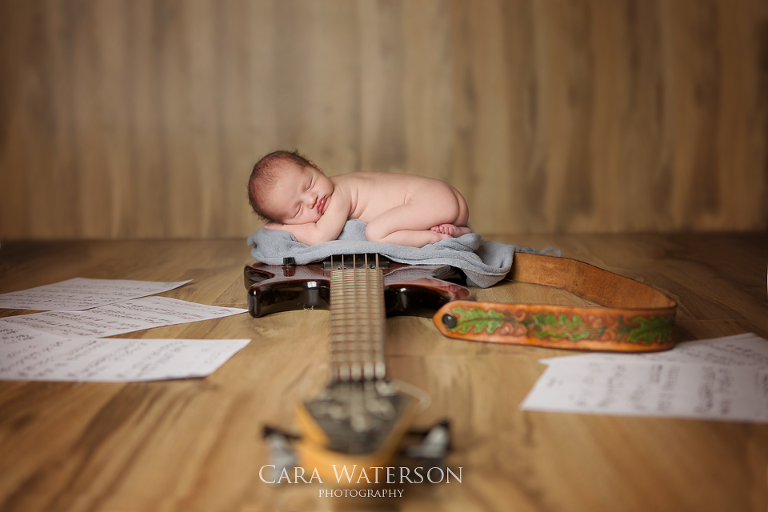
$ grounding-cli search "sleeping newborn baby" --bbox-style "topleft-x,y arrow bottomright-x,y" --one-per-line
248,150 -> 472,248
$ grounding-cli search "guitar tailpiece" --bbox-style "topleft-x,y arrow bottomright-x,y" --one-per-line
404,419 -> 451,461
262,427 -> 299,485
262,424 -> 300,441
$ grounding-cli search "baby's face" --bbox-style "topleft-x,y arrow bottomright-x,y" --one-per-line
261,161 -> 334,225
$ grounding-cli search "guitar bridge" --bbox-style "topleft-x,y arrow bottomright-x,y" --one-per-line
323,254 -> 390,271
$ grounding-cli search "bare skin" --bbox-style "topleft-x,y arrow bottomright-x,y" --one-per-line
258,161 -> 471,248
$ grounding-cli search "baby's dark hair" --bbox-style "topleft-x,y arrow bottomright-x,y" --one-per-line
248,149 -> 314,221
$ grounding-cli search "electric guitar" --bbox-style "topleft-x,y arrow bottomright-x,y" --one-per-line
244,255 -> 471,485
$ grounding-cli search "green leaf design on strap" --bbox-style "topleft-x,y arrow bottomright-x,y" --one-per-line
450,307 -> 509,334
446,307 -> 674,346
531,313 -> 595,341
619,315 -> 675,344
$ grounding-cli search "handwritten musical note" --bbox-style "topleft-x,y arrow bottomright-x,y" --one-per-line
1,296 -> 246,338
522,333 -> 768,423
539,333 -> 768,367
0,278 -> 192,311
0,328 -> 250,382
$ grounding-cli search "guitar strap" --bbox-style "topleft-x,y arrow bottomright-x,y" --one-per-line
432,253 -> 677,352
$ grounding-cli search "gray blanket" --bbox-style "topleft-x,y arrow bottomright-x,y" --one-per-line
247,219 -> 559,288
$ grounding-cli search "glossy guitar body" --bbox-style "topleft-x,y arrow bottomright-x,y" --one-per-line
244,258 -> 472,318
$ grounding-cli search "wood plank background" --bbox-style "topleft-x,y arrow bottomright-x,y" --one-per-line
0,0 -> 766,239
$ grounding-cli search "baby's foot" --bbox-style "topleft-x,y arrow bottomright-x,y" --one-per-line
451,226 -> 473,236
430,224 -> 455,235
431,224 -> 472,237
432,231 -> 452,243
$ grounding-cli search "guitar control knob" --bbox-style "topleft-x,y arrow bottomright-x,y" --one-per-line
282,257 -> 296,277
441,313 -> 457,328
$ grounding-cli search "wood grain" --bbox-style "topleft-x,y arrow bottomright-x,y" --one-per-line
0,234 -> 766,511
0,0 -> 767,239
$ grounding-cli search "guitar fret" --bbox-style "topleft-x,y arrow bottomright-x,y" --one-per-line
329,267 -> 385,382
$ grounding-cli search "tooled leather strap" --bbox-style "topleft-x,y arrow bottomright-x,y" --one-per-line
432,253 -> 677,352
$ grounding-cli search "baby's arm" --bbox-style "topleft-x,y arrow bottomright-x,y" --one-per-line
264,191 -> 351,245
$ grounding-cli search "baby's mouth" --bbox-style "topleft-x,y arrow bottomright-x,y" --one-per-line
317,196 -> 327,214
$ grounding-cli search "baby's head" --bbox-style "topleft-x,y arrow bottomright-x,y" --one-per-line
248,150 -> 331,224
248,150 -> 312,221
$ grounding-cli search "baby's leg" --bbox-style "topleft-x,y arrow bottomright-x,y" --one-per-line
370,224 -> 451,247
428,188 -> 471,236
366,187 -> 463,247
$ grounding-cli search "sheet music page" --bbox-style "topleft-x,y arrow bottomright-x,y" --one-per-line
521,359 -> 768,422
1,322 -> 68,348
540,333 -> 768,367
0,278 -> 192,311
522,333 -> 768,423
0,335 -> 250,382
1,296 -> 246,338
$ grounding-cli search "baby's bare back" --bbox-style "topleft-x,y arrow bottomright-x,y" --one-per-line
331,172 -> 461,224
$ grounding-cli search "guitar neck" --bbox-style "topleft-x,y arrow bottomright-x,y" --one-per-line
329,263 -> 386,382
247,253 -> 467,476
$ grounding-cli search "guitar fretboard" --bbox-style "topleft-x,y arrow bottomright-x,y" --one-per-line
329,263 -> 386,382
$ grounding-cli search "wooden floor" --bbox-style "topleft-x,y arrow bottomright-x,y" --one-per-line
0,233 -> 766,512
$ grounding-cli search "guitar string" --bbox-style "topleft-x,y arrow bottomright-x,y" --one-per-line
329,257 -> 385,382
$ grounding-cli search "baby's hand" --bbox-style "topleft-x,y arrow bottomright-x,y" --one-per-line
263,222 -> 283,230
